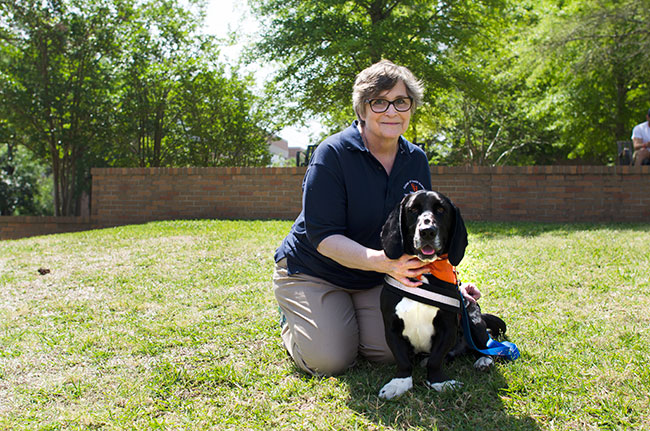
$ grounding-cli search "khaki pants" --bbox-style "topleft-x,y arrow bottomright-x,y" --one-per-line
273,259 -> 394,376
634,148 -> 650,166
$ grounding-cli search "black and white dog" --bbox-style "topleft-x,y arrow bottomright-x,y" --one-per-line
378,190 -> 507,400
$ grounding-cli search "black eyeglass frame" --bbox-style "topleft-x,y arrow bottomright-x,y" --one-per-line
364,96 -> 413,113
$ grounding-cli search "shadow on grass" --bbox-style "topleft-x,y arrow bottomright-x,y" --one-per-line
339,358 -> 540,431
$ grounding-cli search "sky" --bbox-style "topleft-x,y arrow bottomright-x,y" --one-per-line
203,0 -> 323,149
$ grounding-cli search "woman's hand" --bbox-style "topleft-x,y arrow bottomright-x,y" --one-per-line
459,282 -> 481,304
383,254 -> 430,288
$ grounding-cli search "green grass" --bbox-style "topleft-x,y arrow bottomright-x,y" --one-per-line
1,220 -> 649,430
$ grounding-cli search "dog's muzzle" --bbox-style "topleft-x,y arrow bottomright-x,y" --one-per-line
413,212 -> 443,257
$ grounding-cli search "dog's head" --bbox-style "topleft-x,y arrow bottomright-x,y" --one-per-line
381,190 -> 467,266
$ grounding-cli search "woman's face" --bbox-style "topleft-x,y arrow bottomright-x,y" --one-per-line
359,80 -> 412,143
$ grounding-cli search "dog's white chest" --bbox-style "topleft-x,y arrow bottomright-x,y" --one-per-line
395,297 -> 440,353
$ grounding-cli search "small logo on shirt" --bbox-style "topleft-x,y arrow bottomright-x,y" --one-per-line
403,180 -> 425,194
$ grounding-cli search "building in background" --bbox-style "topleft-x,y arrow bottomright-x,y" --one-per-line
268,137 -> 304,166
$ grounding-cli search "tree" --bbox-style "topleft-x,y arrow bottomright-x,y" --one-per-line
517,0 -> 650,163
250,0 -> 650,165
167,64 -> 271,167
415,1 -> 565,166
114,4 -> 272,168
0,141 -> 52,215
249,0 -> 506,136
0,0 -> 273,216
115,0 -> 205,167
0,0 -> 123,215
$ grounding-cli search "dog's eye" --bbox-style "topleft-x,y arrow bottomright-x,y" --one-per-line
435,207 -> 445,214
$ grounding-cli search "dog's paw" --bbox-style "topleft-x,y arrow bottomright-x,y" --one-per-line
474,356 -> 494,371
379,377 -> 413,400
425,380 -> 463,392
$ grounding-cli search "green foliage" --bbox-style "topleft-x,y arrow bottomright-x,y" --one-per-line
513,0 -> 650,164
114,0 -> 202,167
415,4 -> 564,166
0,0 -> 121,215
166,65 -> 271,167
0,0 -> 273,215
249,0 -> 572,165
2,0 -> 648,194
250,0 -> 650,165
249,0 -> 507,136
0,143 -> 52,215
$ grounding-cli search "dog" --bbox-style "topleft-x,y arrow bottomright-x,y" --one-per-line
378,189 -> 506,400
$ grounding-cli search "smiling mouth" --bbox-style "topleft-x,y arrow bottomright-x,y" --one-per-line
416,245 -> 439,262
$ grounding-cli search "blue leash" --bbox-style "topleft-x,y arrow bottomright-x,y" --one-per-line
458,293 -> 520,360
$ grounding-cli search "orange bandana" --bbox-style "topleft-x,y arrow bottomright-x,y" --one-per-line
419,256 -> 457,285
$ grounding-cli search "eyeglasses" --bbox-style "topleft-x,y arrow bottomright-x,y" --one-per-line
365,97 -> 413,113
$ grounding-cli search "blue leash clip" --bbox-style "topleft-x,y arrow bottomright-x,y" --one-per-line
459,294 -> 520,361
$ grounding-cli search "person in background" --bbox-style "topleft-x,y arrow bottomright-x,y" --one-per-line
631,109 -> 650,166
272,60 -> 480,377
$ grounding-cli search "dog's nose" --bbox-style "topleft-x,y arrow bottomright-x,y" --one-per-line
419,226 -> 437,240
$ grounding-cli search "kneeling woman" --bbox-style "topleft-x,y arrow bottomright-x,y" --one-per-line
272,60 -> 477,376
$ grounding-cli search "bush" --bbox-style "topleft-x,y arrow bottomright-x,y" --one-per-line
0,144 -> 53,215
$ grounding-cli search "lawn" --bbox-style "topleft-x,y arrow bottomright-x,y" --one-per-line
0,220 -> 649,430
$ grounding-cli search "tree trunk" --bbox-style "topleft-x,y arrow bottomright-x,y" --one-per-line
152,101 -> 165,167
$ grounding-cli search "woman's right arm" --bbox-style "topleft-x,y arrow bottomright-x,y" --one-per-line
317,234 -> 429,287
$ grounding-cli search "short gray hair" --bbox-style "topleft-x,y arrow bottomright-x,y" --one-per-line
352,60 -> 424,123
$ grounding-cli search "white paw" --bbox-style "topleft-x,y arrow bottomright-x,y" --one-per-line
474,356 -> 494,371
379,377 -> 413,400
425,380 -> 463,392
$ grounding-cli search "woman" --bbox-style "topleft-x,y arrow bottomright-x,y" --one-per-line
273,60 -> 478,376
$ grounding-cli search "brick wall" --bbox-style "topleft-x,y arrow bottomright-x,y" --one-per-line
90,167 -> 304,224
2,165 -> 649,240
430,165 -> 650,223
0,216 -> 99,241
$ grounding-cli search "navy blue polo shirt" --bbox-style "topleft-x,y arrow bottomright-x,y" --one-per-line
274,121 -> 432,290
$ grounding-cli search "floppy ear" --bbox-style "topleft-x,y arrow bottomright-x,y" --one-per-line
447,203 -> 468,266
381,196 -> 407,259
